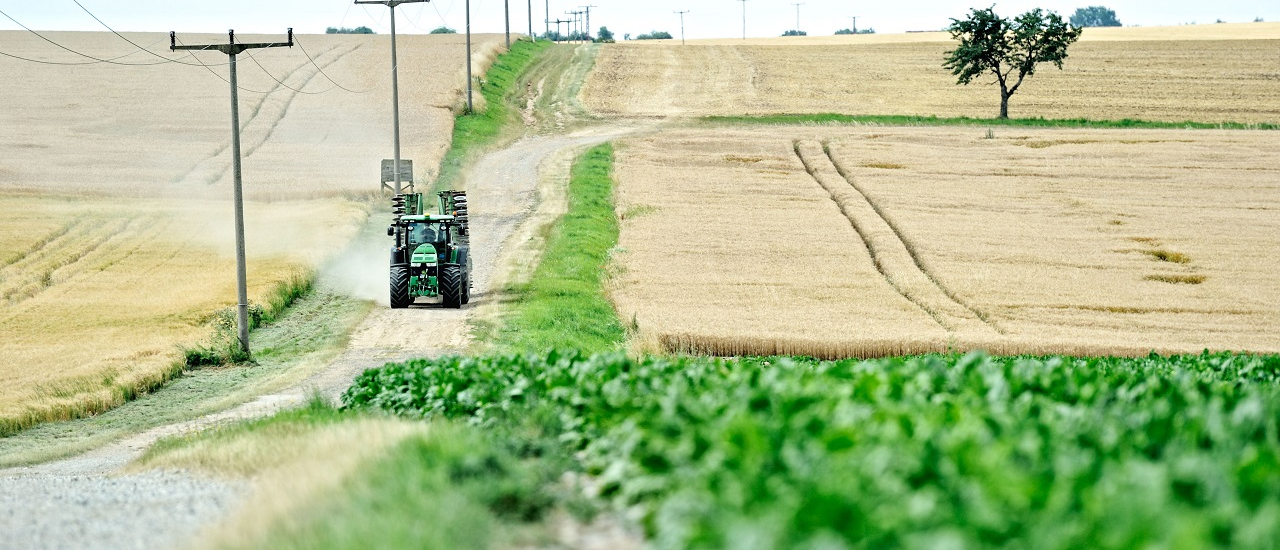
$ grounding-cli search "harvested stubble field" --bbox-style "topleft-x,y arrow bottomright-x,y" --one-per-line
0,31 -> 505,198
0,31 -> 504,432
582,23 -> 1280,124
609,126 -> 1280,358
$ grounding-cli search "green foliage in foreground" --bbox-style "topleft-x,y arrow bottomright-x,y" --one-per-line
703,113 -> 1280,130
435,39 -> 553,191
345,351 -> 1280,550
489,143 -> 624,354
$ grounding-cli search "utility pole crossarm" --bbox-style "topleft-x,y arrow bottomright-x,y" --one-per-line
170,29 -> 293,55
354,0 -> 430,6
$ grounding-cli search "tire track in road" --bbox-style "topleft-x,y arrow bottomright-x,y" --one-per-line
793,139 -> 999,336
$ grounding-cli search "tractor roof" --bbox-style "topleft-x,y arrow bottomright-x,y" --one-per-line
401,214 -> 456,222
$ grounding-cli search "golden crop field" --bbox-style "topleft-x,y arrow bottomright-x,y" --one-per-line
0,194 -> 366,433
608,126 -> 1280,358
0,31 -> 504,432
582,23 -> 1280,123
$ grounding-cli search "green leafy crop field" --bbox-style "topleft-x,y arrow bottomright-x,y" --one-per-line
344,350 -> 1280,550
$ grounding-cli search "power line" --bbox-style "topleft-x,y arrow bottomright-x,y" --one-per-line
0,7 -> 174,66
239,36 -> 335,95
177,37 -> 279,94
294,37 -> 374,94
71,0 -> 242,67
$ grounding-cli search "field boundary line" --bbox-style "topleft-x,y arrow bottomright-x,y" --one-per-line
822,141 -> 1003,333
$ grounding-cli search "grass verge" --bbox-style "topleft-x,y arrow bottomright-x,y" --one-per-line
489,143 -> 625,354
703,113 -> 1280,130
435,38 -> 555,192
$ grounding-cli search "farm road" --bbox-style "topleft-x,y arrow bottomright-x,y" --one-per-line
0,121 -> 651,550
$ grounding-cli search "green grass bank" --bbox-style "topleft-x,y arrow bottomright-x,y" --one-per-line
435,38 -> 554,191
489,142 -> 624,354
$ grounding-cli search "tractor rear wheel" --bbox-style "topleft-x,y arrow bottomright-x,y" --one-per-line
440,265 -> 463,309
461,270 -> 471,305
390,265 -> 412,309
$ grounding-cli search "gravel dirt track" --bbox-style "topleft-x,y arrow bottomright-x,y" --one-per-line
0,121 -> 648,550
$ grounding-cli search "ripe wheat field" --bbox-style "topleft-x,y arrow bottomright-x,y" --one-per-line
0,31 -> 504,433
583,23 -> 1280,123
608,126 -> 1280,358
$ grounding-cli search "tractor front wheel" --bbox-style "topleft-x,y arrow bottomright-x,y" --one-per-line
440,265 -> 463,309
390,265 -> 412,309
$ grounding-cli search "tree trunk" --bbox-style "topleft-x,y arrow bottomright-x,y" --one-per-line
999,90 -> 1010,119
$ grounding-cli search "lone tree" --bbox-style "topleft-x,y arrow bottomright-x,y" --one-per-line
943,7 -> 1082,119
1070,6 -> 1121,27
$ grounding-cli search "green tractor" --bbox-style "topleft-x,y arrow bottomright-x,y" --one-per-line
387,191 -> 471,309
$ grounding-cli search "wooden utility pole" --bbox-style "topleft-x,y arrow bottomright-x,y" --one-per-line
170,28 -> 294,357
737,0 -> 748,40
466,0 -> 473,111
565,11 -> 581,43
354,0 -> 431,195
675,10 -> 690,45
504,0 -> 511,47
552,18 -> 571,42
528,0 -> 534,41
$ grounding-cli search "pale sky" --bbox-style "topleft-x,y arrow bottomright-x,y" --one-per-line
0,0 -> 1275,39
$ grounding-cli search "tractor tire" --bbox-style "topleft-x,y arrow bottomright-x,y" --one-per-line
389,265 -> 412,309
440,265 -> 463,309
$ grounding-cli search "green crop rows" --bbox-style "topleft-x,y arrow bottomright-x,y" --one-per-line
345,350 -> 1280,550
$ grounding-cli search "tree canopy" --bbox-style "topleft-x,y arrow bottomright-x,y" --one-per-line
1070,6 -> 1122,27
943,7 -> 1082,118
634,31 -> 673,40
325,26 -> 375,35
597,27 -> 615,41
782,30 -> 808,37
429,26 -> 457,34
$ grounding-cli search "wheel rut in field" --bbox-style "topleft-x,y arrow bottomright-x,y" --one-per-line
170,44 -> 362,188
793,140 -> 999,335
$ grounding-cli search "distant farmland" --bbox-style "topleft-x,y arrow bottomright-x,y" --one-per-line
609,126 -> 1280,358
583,23 -> 1280,123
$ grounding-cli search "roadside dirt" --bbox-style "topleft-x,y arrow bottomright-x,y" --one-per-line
0,120 -> 651,550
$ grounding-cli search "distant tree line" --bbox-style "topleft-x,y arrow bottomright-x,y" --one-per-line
326,26 -> 375,34
634,31 -> 674,40
782,30 -> 808,37
429,26 -> 456,34
1069,6 -> 1121,27
835,28 -> 876,35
